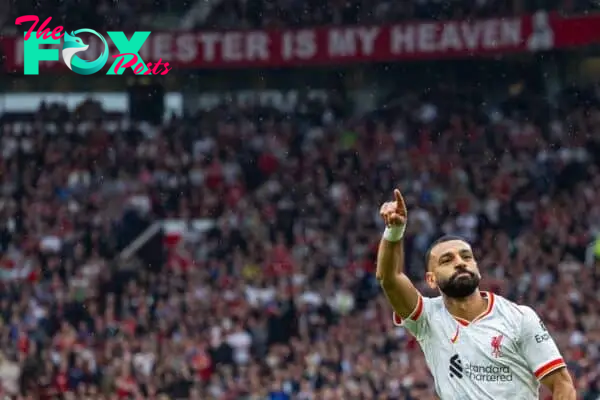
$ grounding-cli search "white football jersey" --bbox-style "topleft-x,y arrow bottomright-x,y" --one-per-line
393,292 -> 566,400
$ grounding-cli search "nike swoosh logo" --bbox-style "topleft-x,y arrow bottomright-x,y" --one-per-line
450,326 -> 459,343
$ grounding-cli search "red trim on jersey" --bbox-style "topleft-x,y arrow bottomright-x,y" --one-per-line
473,291 -> 495,322
392,295 -> 424,326
534,358 -> 566,380
450,326 -> 460,343
412,295 -> 424,320
451,291 -> 496,326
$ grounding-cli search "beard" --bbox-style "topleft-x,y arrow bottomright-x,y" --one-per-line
438,269 -> 480,298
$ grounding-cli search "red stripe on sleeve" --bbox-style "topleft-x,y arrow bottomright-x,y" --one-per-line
534,358 -> 566,379
392,295 -> 424,326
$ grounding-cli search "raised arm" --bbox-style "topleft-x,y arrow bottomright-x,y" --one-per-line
376,189 -> 421,320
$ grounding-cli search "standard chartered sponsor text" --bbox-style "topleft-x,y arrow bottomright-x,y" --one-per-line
464,363 -> 513,382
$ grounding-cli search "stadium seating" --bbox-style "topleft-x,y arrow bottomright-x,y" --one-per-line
0,82 -> 599,398
0,0 -> 599,398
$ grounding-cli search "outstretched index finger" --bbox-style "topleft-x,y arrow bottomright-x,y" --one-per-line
394,189 -> 407,214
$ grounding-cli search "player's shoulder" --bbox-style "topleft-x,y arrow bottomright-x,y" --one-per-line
392,294 -> 444,329
421,294 -> 444,304
489,292 -> 537,322
420,294 -> 445,313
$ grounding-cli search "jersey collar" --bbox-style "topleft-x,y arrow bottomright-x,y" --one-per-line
452,291 -> 495,327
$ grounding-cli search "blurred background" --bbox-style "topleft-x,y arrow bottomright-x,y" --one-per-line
0,0 -> 600,399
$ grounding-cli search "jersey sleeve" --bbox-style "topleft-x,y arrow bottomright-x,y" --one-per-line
518,305 -> 567,381
392,295 -> 431,341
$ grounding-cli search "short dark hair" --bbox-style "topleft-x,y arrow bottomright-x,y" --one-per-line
425,235 -> 469,270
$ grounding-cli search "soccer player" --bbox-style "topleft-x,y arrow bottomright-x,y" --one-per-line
377,189 -> 576,400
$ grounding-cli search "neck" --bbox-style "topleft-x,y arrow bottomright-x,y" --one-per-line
443,290 -> 488,322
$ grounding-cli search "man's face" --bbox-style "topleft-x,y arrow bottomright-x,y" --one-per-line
426,240 -> 481,298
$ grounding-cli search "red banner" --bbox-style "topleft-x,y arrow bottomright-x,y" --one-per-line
2,12 -> 600,72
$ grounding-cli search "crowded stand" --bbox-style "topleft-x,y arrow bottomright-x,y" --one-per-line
5,0 -> 600,33
166,0 -> 599,29
200,0 -> 570,29
1,0 -> 600,397
0,81 -> 599,399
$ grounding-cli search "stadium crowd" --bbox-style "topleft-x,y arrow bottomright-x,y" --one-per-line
0,81 -> 599,400
5,0 -> 599,33
187,0 -> 596,29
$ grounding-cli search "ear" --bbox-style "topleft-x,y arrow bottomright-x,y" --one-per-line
425,271 -> 437,290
